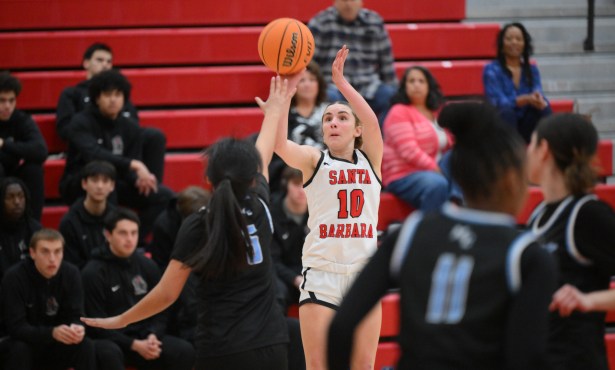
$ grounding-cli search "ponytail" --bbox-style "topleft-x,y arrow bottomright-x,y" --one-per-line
184,138 -> 261,280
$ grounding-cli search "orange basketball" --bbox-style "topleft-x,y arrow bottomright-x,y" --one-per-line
258,18 -> 315,75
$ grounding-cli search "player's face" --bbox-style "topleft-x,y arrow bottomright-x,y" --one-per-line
405,69 -> 429,105
82,175 -> 115,203
30,239 -> 64,279
105,220 -> 139,258
334,0 -> 362,22
322,103 -> 361,151
84,50 -> 113,79
0,90 -> 17,121
3,183 -> 26,222
502,26 -> 525,60
286,178 -> 307,207
96,90 -> 124,120
296,70 -> 319,103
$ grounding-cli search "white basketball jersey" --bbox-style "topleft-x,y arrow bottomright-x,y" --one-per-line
303,149 -> 381,274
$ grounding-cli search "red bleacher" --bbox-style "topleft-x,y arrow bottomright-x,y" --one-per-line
0,24 -> 498,70
0,0 -> 464,30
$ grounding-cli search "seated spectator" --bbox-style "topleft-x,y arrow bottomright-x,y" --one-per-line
149,186 -> 210,270
308,0 -> 397,120
81,208 -> 195,370
483,22 -> 552,143
1,229 -> 103,370
382,66 -> 460,212
271,168 -> 309,310
59,160 -> 117,269
0,177 -> 41,279
59,70 -> 174,242
269,62 -> 329,194
0,72 -> 48,221
56,43 -> 164,149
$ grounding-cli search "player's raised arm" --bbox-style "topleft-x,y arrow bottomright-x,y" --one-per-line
332,45 -> 383,173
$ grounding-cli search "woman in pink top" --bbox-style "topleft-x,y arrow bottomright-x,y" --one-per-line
382,66 -> 459,211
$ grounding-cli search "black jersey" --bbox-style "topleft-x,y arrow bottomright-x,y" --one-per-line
171,174 -> 288,359
328,203 -> 556,370
528,195 -> 615,370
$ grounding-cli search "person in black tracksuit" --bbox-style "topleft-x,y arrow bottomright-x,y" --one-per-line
59,160 -> 117,269
526,113 -> 615,370
1,229 -> 99,370
81,208 -> 194,370
327,103 -> 557,370
59,70 -> 174,243
0,72 -> 48,221
55,42 -> 163,160
0,177 -> 41,280
80,75 -> 300,370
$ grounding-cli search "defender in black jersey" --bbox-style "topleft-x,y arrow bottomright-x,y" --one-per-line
328,102 -> 557,370
82,75 -> 302,370
527,113 -> 615,370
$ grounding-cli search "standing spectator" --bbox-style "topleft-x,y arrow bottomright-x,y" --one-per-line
382,66 -> 459,212
1,229 -> 99,370
59,160 -> 117,269
0,177 -> 41,280
0,72 -> 48,221
526,114 -> 615,370
328,103 -> 556,370
308,0 -> 397,120
59,70 -> 174,242
81,208 -> 195,370
483,22 -> 552,143
55,43 -> 164,162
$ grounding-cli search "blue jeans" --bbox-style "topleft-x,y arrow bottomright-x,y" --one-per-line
498,104 -> 553,143
386,152 -> 462,212
327,82 -> 396,123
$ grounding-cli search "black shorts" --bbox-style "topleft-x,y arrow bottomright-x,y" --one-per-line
196,343 -> 288,370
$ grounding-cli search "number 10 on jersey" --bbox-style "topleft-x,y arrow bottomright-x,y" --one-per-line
337,189 -> 365,219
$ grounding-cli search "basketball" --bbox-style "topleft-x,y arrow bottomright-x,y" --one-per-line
258,18 -> 315,75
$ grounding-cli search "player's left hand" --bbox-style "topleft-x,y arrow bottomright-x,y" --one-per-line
549,284 -> 592,317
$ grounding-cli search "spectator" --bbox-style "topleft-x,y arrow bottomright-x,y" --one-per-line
269,62 -> 329,195
271,167 -> 309,309
148,186 -> 210,344
308,0 -> 397,120
0,72 -> 48,221
0,177 -> 41,280
59,70 -> 174,242
1,229 -> 101,370
483,22 -> 552,143
59,160 -> 117,269
149,186 -> 210,270
81,208 -> 195,370
55,42 -> 167,202
382,66 -> 460,212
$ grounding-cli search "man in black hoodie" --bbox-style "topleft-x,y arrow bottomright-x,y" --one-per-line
1,229 -> 98,369
0,177 -> 41,280
55,42 -> 162,151
59,70 -> 174,242
81,208 -> 195,369
59,160 -> 117,269
0,72 -> 48,221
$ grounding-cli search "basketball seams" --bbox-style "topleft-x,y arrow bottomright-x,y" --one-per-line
276,19 -> 292,74
287,20 -> 304,75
